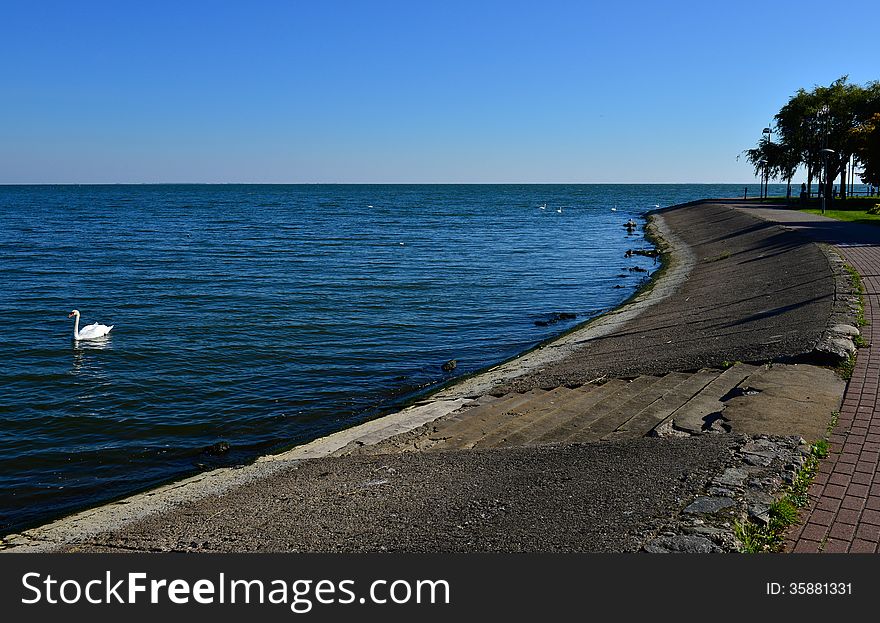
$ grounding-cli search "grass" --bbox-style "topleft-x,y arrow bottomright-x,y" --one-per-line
734,440 -> 827,553
843,264 -> 868,327
801,208 -> 880,227
837,353 -> 857,380
827,410 -> 840,436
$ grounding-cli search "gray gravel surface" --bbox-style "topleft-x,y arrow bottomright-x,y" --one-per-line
61,435 -> 743,553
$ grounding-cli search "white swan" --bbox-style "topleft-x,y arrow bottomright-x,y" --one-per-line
68,309 -> 113,340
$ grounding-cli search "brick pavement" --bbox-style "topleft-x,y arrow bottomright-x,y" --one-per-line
734,203 -> 880,553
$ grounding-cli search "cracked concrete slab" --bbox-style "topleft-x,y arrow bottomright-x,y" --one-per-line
722,364 -> 844,441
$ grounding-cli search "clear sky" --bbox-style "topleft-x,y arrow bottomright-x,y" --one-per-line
1,0 -> 878,184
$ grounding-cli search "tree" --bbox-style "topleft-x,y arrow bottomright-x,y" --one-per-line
744,76 -> 880,199
762,77 -> 880,204
743,133 -> 799,200
743,137 -> 774,199
852,112 -> 880,187
774,88 -> 821,196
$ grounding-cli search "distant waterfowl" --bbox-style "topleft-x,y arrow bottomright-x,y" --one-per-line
556,207 -> 563,213
539,203 -> 547,210
611,207 -> 617,212
68,309 -> 113,340
624,219 -> 637,230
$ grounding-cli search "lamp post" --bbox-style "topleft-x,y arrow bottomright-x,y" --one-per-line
762,127 -> 772,199
758,159 -> 767,201
820,148 -> 836,215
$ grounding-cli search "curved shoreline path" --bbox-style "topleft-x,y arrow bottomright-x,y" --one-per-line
1,200 -> 858,552
735,204 -> 880,554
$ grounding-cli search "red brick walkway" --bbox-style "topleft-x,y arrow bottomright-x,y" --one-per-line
735,204 -> 880,553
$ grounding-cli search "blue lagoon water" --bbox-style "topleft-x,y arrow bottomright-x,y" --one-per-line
0,183 -> 788,531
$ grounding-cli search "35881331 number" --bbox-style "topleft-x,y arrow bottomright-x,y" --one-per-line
788,582 -> 852,595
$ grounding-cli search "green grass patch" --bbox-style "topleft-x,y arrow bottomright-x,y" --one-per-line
842,264 -> 868,327
844,264 -> 864,294
802,208 -> 880,227
837,353 -> 857,380
826,411 -> 839,437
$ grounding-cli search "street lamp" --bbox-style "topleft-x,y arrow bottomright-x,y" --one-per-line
762,127 -> 772,199
820,148 -> 836,214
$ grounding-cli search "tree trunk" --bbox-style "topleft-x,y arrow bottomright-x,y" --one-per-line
840,164 -> 847,201
807,163 -> 813,198
786,178 -> 792,201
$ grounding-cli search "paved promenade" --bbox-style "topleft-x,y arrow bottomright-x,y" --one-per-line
736,204 -> 880,553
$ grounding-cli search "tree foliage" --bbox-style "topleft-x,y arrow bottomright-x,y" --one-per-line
852,113 -> 880,186
746,77 -> 880,197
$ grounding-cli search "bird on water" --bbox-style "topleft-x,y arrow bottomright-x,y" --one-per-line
68,309 -> 114,340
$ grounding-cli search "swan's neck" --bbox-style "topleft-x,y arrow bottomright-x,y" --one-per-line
73,314 -> 80,340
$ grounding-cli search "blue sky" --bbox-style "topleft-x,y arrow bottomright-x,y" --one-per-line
1,0 -> 878,183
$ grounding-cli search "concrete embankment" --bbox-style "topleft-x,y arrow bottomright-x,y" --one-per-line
2,200 -> 857,553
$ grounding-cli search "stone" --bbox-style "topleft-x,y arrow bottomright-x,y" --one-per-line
683,496 -> 736,515
204,441 -> 231,456
742,454 -> 772,467
534,312 -> 577,327
707,486 -> 736,497
644,534 -> 722,553
713,467 -> 748,488
683,525 -> 728,537
748,504 -> 772,525
441,360 -> 457,372
816,336 -> 856,360
830,324 -> 860,336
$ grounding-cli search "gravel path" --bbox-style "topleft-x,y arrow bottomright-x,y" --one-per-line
61,436 -> 742,553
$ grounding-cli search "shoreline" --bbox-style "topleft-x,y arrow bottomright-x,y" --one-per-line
2,205 -> 692,550
3,197 -> 851,552
426,208 -> 694,401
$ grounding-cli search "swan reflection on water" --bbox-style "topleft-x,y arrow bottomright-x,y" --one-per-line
70,335 -> 113,375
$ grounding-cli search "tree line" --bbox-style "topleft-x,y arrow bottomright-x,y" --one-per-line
744,76 -> 880,202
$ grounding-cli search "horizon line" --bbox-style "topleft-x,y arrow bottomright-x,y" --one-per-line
0,181 -> 785,186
